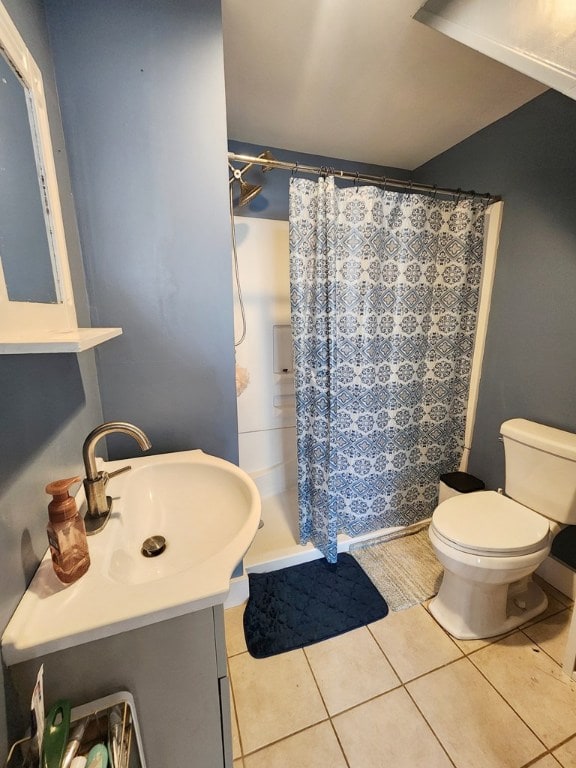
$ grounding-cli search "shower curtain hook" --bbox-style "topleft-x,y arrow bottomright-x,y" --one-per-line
455,188 -> 462,204
354,171 -> 360,192
432,185 -> 438,200
292,161 -> 299,177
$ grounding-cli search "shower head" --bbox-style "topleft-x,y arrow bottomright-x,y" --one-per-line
228,150 -> 276,207
238,179 -> 263,207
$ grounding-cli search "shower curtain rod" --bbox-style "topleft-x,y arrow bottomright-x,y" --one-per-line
228,152 -> 500,203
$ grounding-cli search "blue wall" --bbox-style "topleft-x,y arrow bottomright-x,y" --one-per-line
229,139 -> 411,221
415,90 -> 576,489
45,0 -> 238,463
3,4 -> 576,754
0,0 -> 104,757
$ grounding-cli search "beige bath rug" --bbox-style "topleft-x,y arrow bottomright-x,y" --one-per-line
349,523 -> 443,611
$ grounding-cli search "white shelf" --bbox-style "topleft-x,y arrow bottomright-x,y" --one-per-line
0,327 -> 122,353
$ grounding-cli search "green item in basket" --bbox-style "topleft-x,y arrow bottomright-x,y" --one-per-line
42,699 -> 71,768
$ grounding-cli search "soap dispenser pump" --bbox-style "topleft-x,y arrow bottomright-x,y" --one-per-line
46,476 -> 90,584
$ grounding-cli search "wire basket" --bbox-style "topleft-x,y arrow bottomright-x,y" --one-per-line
5,692 -> 145,768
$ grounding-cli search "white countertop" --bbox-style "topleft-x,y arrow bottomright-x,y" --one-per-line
2,450 -> 260,666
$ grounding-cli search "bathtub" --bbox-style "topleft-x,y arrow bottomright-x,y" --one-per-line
224,457 -> 418,607
242,458 -> 407,573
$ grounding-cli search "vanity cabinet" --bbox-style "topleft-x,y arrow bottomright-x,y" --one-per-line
5,606 -> 233,768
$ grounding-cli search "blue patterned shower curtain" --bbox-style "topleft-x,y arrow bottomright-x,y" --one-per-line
289,176 -> 488,562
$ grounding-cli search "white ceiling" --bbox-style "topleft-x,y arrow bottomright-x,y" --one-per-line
222,0 -> 547,170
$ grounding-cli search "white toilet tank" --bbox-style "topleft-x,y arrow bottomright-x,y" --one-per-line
501,418 -> 576,524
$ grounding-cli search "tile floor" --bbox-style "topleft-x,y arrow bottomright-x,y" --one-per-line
225,577 -> 576,768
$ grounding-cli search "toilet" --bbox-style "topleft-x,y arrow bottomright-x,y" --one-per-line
429,418 -> 576,640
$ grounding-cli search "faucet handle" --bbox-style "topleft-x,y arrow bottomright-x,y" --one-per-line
108,465 -> 132,479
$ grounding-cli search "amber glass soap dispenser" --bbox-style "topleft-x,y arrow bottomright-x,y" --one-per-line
46,476 -> 90,584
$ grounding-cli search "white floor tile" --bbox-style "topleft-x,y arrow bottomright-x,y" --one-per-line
522,609 -> 573,666
369,604 -> 462,681
229,649 -> 327,754
407,657 -> 544,767
225,603 -> 248,657
304,626 -> 399,714
471,632 -> 576,748
243,722 -> 348,768
333,688 -> 453,768
230,685 -> 241,759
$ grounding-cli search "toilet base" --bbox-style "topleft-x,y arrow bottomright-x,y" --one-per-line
429,573 -> 548,640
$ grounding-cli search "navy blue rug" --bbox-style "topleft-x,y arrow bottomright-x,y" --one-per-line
243,553 -> 389,658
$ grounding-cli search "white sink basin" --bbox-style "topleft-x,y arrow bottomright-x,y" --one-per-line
2,450 -> 260,664
107,456 -> 258,585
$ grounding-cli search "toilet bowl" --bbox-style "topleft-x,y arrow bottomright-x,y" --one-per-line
429,419 -> 576,640
429,491 -> 551,638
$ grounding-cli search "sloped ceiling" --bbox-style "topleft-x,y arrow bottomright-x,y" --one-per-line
416,0 -> 576,101
222,0 -> 546,170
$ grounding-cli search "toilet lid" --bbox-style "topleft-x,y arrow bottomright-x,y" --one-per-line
432,491 -> 550,556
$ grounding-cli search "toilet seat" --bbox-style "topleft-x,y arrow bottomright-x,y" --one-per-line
431,491 -> 550,557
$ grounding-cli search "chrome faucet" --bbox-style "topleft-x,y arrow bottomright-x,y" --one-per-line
82,421 -> 151,533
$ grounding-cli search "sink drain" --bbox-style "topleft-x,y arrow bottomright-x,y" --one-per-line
141,535 -> 167,558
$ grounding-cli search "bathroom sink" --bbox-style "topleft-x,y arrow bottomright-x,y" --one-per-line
2,450 -> 260,664
107,455 -> 257,586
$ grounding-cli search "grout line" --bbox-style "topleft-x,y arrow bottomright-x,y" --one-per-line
301,645 -> 331,716
314,683 -> 405,719
518,625 -> 569,670
365,622 -> 409,678
366,617 -> 465,686
363,617 -> 458,766
521,605 -> 568,632
227,647 -> 248,658
546,731 -> 576,752
240,717 -> 332,758
299,643 -> 353,767
227,657 -> 247,760
465,644 -> 550,752
326,718 -> 352,768
519,752 -> 560,767
401,685 -> 459,768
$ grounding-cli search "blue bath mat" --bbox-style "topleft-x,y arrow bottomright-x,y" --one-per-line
243,553 -> 389,658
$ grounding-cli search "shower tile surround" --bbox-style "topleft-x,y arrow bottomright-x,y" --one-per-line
226,578 -> 576,768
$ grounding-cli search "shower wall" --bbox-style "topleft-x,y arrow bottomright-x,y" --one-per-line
233,217 -> 297,495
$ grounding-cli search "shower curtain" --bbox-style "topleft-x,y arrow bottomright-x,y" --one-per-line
289,176 -> 488,562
